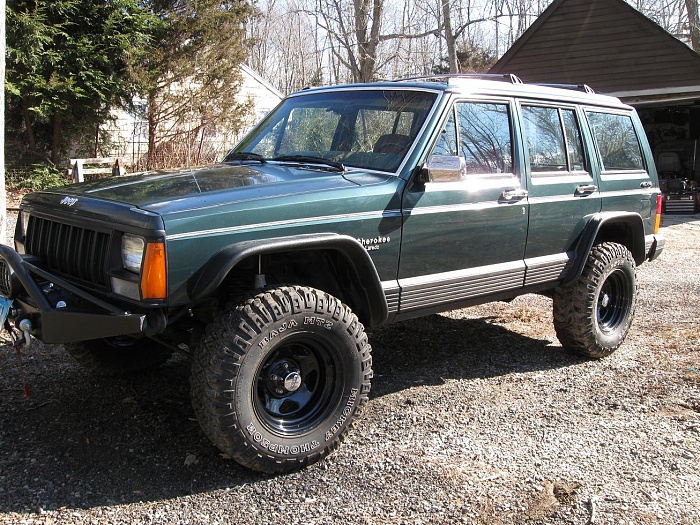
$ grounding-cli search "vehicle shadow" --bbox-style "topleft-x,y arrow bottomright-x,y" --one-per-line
368,313 -> 578,398
0,313 -> 582,514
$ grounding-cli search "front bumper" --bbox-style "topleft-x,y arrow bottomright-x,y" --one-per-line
0,245 -> 148,344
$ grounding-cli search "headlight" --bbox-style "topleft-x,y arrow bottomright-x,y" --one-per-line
122,234 -> 145,273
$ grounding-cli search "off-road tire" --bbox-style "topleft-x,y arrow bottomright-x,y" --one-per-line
64,337 -> 173,375
553,242 -> 637,358
190,285 -> 373,474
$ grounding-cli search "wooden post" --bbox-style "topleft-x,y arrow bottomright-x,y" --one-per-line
71,159 -> 85,183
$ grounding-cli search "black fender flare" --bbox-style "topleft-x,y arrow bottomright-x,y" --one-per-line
562,212 -> 646,285
187,233 -> 388,326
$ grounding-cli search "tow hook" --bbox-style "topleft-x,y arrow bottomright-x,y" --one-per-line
18,319 -> 32,350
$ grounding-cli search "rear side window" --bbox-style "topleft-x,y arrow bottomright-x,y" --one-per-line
522,106 -> 566,172
522,105 -> 586,173
586,111 -> 644,171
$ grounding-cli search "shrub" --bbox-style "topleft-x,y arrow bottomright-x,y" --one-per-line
7,164 -> 71,191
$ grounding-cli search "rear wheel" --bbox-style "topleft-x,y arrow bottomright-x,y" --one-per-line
553,242 -> 637,358
190,286 -> 372,474
64,336 -> 173,375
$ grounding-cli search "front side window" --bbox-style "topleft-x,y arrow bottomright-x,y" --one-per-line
432,109 -> 458,157
586,111 -> 644,171
456,102 -> 513,174
229,89 -> 438,173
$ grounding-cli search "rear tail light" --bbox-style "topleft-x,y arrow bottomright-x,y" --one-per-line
654,194 -> 662,234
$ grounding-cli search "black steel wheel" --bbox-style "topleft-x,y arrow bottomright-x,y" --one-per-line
190,286 -> 372,474
254,337 -> 339,437
553,242 -> 638,358
64,336 -> 173,375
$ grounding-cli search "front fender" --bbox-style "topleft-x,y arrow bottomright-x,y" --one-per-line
187,233 -> 388,326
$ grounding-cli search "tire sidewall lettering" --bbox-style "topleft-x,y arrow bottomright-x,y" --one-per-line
233,292 -> 365,460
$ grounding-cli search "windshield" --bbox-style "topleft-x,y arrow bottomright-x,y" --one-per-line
226,89 -> 439,173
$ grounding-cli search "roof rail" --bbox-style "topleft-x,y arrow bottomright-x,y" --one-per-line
533,83 -> 595,94
395,73 -> 524,85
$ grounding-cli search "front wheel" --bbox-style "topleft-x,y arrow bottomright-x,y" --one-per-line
553,242 -> 637,358
190,286 -> 373,474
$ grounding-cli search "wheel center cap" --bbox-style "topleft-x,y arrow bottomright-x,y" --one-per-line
284,372 -> 302,393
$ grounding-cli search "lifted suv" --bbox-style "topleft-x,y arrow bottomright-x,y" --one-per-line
0,74 -> 664,473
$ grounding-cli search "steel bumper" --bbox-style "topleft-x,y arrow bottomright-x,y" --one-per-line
0,244 -> 147,344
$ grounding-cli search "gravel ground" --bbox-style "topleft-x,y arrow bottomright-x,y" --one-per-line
0,211 -> 698,525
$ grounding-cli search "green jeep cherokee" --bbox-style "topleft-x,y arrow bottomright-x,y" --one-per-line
0,75 -> 664,473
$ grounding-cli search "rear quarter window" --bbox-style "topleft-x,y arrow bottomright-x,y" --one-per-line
586,111 -> 644,171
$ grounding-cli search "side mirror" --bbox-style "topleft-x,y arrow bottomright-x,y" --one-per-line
424,155 -> 466,183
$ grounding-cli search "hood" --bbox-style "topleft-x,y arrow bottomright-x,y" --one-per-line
56,163 -> 378,214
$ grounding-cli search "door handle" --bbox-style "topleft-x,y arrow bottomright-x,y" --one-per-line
499,188 -> 529,203
575,184 -> 598,196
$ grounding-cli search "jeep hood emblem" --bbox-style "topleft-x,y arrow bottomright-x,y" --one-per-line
60,196 -> 78,206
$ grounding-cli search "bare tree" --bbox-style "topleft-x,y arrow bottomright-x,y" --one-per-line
248,0 -> 324,94
247,0 -> 700,95
685,0 -> 700,50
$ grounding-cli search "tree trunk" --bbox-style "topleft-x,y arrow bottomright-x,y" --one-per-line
442,1 -> 459,73
51,111 -> 62,165
354,0 -> 383,82
147,91 -> 158,170
21,97 -> 37,152
686,0 -> 700,51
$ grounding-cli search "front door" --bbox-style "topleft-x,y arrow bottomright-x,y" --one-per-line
398,98 -> 528,317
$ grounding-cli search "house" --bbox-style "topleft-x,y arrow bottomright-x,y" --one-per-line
102,64 -> 283,169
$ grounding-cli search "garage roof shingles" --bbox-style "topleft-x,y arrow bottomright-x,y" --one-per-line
490,0 -> 700,94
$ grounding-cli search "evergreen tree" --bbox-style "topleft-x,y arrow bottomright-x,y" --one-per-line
136,0 -> 256,168
5,0 -> 154,164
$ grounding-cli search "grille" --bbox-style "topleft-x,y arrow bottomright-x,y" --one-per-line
0,259 -> 13,297
25,216 -> 111,288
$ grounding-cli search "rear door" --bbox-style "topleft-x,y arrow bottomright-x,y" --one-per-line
519,102 -> 601,288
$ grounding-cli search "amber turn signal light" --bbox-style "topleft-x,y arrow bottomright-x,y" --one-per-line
141,242 -> 167,299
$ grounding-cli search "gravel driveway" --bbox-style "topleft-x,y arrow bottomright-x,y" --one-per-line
1,214 -> 698,525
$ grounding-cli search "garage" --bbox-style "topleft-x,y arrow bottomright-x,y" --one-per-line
490,0 -> 700,213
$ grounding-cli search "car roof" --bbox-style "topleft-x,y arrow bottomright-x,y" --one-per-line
290,74 -> 631,111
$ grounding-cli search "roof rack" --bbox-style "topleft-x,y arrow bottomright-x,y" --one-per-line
533,83 -> 595,94
395,73 -> 524,85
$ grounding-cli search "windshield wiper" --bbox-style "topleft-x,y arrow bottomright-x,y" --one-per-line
272,155 -> 345,172
223,151 -> 267,163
